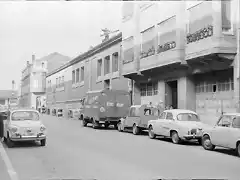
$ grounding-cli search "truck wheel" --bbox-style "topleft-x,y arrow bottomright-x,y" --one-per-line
132,124 -> 139,135
92,120 -> 99,129
7,135 -> 14,148
104,123 -> 110,129
114,124 -> 118,130
237,142 -> 240,157
82,119 -> 87,127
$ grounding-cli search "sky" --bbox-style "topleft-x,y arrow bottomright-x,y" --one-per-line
0,1 -> 122,91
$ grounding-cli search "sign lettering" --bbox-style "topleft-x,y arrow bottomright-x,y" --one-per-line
157,41 -> 176,54
187,25 -> 213,44
140,46 -> 155,59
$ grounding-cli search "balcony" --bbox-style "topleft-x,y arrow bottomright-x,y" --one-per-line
185,1 -> 237,61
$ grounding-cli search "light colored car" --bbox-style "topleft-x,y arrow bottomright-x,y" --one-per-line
147,109 -> 208,144
3,108 -> 47,148
202,113 -> 240,157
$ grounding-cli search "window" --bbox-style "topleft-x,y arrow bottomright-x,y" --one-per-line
122,36 -> 134,64
166,112 -> 173,120
62,76 -> 64,86
218,115 -> 232,127
104,56 -> 110,75
159,112 -> 166,119
41,62 -> 44,68
232,116 -> 240,129
141,26 -> 155,58
76,68 -> 80,83
222,0 -> 233,34
81,67 -> 84,81
206,82 -> 217,93
59,77 -> 61,87
97,59 -> 102,77
140,82 -> 158,96
195,82 -> 205,93
177,113 -> 200,122
56,78 -> 58,87
72,70 -> 75,84
112,52 -> 119,72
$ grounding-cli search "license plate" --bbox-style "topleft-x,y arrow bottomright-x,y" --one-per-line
27,132 -> 34,136
99,121 -> 105,123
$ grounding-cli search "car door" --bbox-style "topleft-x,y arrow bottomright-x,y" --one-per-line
154,112 -> 166,135
161,112 -> 174,136
210,115 -> 232,147
124,107 -> 138,128
227,116 -> 240,149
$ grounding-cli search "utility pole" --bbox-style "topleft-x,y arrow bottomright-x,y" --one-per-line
237,0 -> 240,112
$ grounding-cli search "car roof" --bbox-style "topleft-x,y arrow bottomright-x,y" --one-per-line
223,113 -> 240,116
10,108 -> 39,113
164,109 -> 197,114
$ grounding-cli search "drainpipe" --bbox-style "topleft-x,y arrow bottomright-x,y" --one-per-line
237,0 -> 240,112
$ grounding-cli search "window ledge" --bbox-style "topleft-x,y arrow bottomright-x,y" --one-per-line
72,81 -> 84,88
112,71 -> 120,79
96,76 -> 102,83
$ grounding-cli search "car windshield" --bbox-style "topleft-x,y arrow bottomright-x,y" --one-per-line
177,113 -> 200,122
233,116 -> 240,128
11,111 -> 39,121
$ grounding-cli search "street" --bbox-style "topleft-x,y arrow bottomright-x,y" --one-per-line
1,115 -> 240,180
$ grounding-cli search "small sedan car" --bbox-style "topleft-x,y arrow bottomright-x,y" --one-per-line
202,113 -> 240,157
148,109 -> 208,144
3,108 -> 47,148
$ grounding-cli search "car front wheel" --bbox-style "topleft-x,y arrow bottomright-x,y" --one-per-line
117,122 -> 122,132
148,126 -> 156,139
171,131 -> 181,144
237,142 -> 240,157
6,135 -> 14,148
40,139 -> 46,146
202,135 -> 215,151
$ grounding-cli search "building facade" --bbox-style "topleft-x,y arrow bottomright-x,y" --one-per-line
121,0 -> 240,124
0,90 -> 18,110
46,33 -> 129,117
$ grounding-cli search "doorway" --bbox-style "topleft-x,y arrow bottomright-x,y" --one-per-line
165,80 -> 178,109
104,79 -> 110,89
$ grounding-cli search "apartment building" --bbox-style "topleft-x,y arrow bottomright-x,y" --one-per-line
121,0 -> 240,124
46,33 -> 129,117
19,53 -> 70,109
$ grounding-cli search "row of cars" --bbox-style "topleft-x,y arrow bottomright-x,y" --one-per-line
79,95 -> 240,157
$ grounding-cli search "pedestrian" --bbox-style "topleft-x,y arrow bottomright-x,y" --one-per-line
0,111 -> 6,142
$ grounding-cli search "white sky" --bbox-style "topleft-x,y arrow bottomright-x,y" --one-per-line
0,1 -> 122,90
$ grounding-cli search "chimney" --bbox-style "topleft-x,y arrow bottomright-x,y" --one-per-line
32,54 -> 35,64
27,61 -> 29,66
12,80 -> 15,91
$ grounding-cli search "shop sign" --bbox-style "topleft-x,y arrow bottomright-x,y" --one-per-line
140,46 -> 155,59
187,25 -> 213,44
157,41 -> 176,54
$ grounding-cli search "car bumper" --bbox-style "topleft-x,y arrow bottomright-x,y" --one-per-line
10,134 -> 46,142
183,135 -> 202,140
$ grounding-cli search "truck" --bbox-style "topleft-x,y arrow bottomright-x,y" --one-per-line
82,89 -> 131,129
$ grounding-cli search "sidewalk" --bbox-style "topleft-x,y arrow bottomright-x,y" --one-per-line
0,145 -> 11,180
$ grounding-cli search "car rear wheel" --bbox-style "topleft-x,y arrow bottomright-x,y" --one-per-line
171,131 -> 180,144
202,135 -> 215,151
104,123 -> 110,129
236,142 -> 240,157
148,126 -> 156,139
132,124 -> 139,135
82,119 -> 87,127
117,122 -> 123,132
40,139 -> 46,146
6,135 -> 14,148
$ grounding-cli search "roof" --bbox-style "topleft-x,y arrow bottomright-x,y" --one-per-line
46,32 -> 122,77
164,109 -> 197,114
0,90 -> 18,99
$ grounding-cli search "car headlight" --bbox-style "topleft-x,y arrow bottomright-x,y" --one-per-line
10,126 -> 18,133
40,126 -> 46,132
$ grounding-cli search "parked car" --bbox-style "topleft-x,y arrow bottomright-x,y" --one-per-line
117,104 -> 159,135
147,109 -> 208,144
202,113 -> 240,157
3,108 -> 47,148
82,89 -> 131,129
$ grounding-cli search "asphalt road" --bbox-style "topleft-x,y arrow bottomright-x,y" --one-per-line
1,114 -> 240,180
